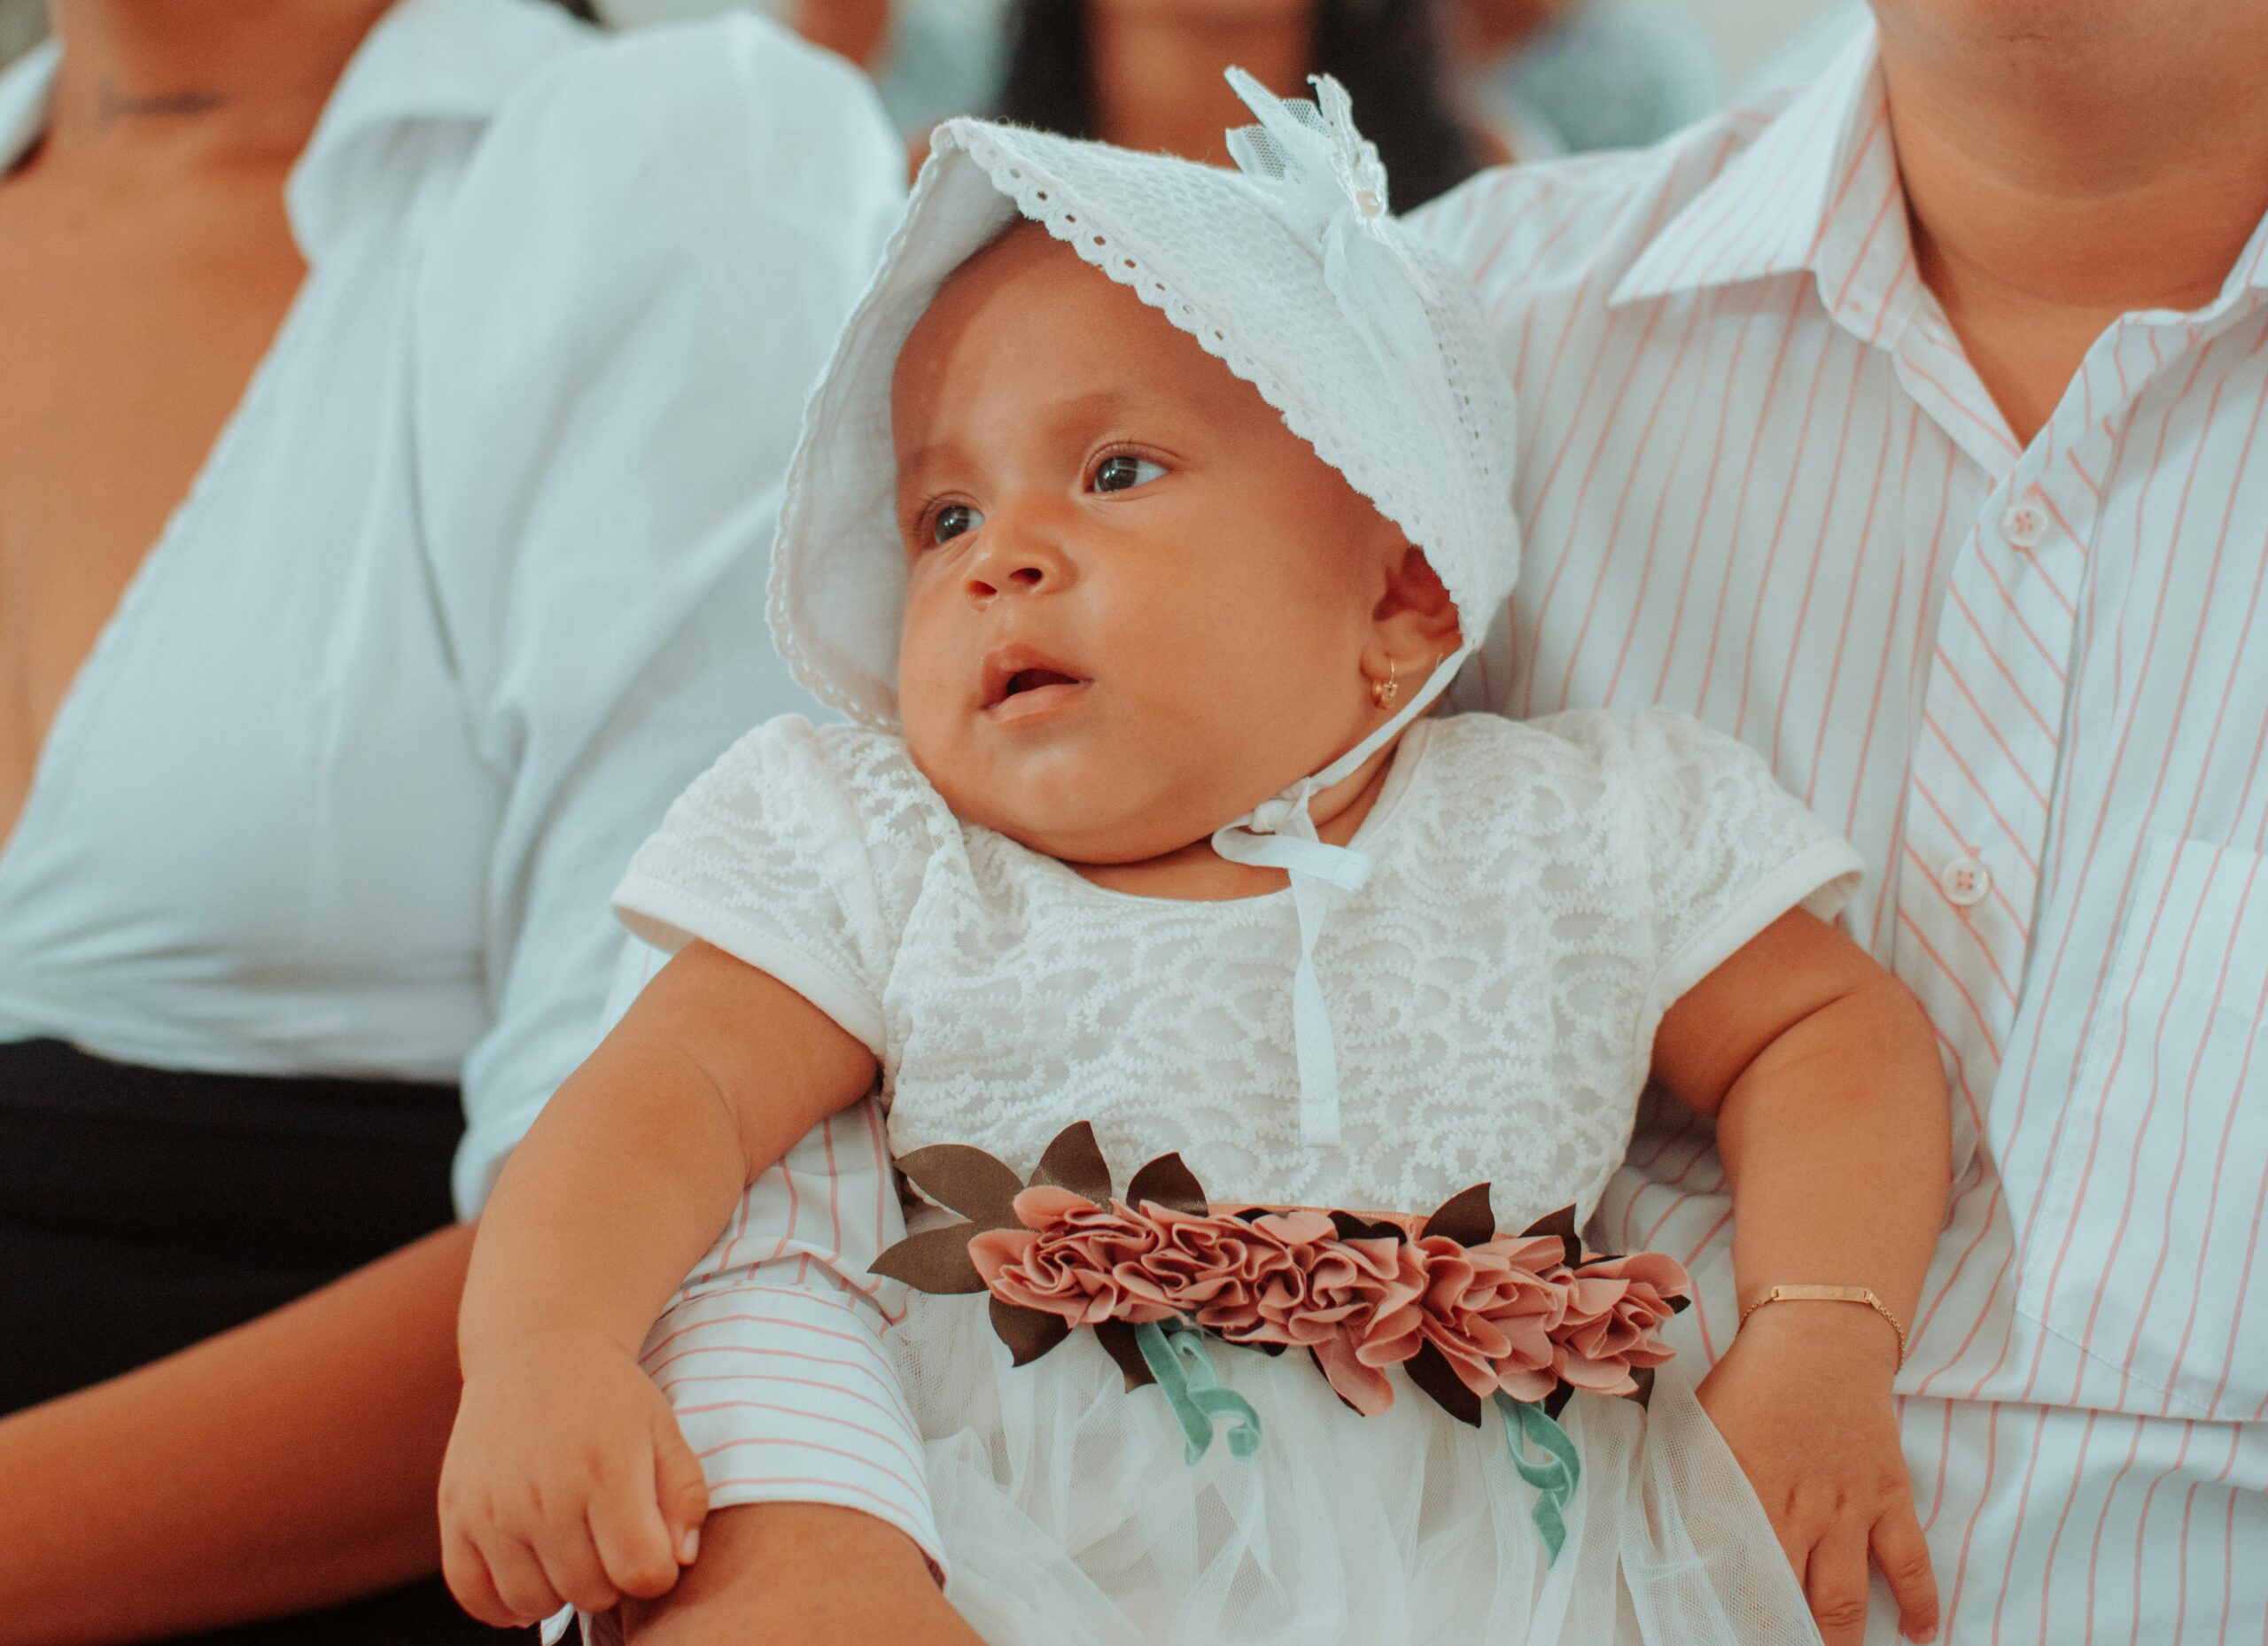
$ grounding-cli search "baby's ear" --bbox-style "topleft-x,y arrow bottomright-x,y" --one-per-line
1372,544 -> 1464,654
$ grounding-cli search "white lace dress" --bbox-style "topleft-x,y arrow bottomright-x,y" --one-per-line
614,708 -> 1859,1646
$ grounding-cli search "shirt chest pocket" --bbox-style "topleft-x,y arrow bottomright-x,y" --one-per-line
2017,837 -> 2268,1421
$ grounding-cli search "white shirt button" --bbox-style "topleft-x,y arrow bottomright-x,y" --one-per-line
2002,502 -> 2048,549
1941,856 -> 1992,907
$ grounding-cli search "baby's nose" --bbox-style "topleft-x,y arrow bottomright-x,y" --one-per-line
963,526 -> 1065,602
964,556 -> 1048,601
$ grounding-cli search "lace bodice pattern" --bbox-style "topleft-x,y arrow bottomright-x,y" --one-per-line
614,710 -> 1860,1225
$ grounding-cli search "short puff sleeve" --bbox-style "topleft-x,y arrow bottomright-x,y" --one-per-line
612,719 -> 947,1057
1545,707 -> 1866,1018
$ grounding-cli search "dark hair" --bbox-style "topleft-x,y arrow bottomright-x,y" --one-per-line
994,0 -> 1482,211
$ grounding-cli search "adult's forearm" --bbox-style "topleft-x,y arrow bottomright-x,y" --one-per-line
0,1221 -> 475,1646
623,1503 -> 980,1646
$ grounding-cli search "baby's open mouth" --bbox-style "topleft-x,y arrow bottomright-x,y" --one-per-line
982,648 -> 1091,717
1003,668 -> 1078,698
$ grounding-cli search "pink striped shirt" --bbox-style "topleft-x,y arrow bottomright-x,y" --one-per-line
1418,29 -> 2268,1644
635,28 -> 2268,1641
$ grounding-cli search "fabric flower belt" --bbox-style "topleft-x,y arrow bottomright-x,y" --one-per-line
873,1122 -> 1692,1557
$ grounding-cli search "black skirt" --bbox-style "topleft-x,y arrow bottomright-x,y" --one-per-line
0,1038 -> 521,1645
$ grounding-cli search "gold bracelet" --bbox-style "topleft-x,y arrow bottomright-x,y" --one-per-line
1737,1285 -> 1908,1367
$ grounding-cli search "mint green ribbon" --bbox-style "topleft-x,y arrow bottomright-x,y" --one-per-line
1495,1394 -> 1581,1561
1134,1320 -> 1263,1464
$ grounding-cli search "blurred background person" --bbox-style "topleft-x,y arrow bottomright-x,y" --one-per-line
990,0 -> 1497,206
577,0 -> 1760,175
1443,0 -> 1716,158
6,0 -> 1858,144
0,0 -> 900,1640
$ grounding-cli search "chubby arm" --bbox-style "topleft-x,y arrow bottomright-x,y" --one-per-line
440,943 -> 878,1627
1652,909 -> 1950,1646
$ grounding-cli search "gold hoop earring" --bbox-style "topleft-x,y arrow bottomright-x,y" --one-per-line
1371,657 -> 1399,710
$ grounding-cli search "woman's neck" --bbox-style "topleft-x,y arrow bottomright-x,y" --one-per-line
40,0 -> 392,169
1085,0 -> 1314,167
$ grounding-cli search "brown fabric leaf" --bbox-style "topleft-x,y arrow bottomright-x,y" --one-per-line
1521,1204 -> 1582,1268
1421,1182 -> 1496,1246
1406,1341 -> 1485,1427
1126,1152 -> 1209,1215
1031,1121 -> 1112,1205
869,1226 -> 988,1294
897,1144 -> 1025,1230
1093,1320 -> 1157,1391
1329,1209 -> 1406,1243
1542,1381 -> 1574,1420
1628,1364 -> 1657,1409
990,1295 -> 1071,1367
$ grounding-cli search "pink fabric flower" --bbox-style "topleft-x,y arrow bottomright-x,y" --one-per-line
951,1162 -> 1693,1419
1418,1233 -> 1571,1402
1114,1205 -> 1291,1324
968,1188 -> 1176,1327
1550,1252 -> 1692,1394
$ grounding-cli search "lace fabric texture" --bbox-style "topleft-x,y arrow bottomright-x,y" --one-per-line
613,707 -> 1860,1225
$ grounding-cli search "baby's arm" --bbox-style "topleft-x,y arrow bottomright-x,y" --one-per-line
1651,909 -> 1951,1646
438,941 -> 880,1627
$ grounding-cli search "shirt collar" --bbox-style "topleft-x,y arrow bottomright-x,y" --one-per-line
0,40 -> 58,175
1611,23 -> 1913,342
1612,20 -> 2268,330
0,0 -> 582,259
287,0 -> 584,253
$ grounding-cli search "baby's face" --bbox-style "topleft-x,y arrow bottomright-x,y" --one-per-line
891,225 -> 1411,866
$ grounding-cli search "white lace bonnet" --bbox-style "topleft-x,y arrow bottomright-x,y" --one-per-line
768,72 -> 1521,1150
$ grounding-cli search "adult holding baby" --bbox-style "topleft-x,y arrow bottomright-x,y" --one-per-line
573,3 -> 2268,1644
1423,3 -> 2268,1639
0,0 -> 901,1639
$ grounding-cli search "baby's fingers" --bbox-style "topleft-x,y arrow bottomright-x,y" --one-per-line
530,1510 -> 629,1617
440,1529 -> 519,1629
1804,1519 -> 1873,1646
1872,1502 -> 1940,1642
480,1531 -> 571,1627
585,1420 -> 705,1603
653,1409 -> 711,1567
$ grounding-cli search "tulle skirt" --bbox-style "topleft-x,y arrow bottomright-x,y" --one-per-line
891,1293 -> 1823,1646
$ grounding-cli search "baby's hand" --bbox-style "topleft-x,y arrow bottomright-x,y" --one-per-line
439,1332 -> 710,1627
1697,1304 -> 1938,1646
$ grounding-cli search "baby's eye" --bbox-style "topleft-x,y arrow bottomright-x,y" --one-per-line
929,502 -> 983,546
1092,454 -> 1168,494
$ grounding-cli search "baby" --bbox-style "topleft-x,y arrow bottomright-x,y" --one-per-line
439,74 -> 1948,1646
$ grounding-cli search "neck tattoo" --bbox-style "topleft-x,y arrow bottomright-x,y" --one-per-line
97,82 -> 228,128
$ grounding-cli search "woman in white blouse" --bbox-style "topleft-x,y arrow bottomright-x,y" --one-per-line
0,0 -> 902,1639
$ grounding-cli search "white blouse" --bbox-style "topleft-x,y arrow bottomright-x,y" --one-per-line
0,0 -> 905,1212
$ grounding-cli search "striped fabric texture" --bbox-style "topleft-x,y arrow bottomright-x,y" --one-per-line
1418,27 -> 2268,1645
611,27 -> 2268,1641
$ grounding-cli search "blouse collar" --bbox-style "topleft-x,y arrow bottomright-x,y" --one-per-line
0,40 -> 56,175
0,0 -> 583,260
